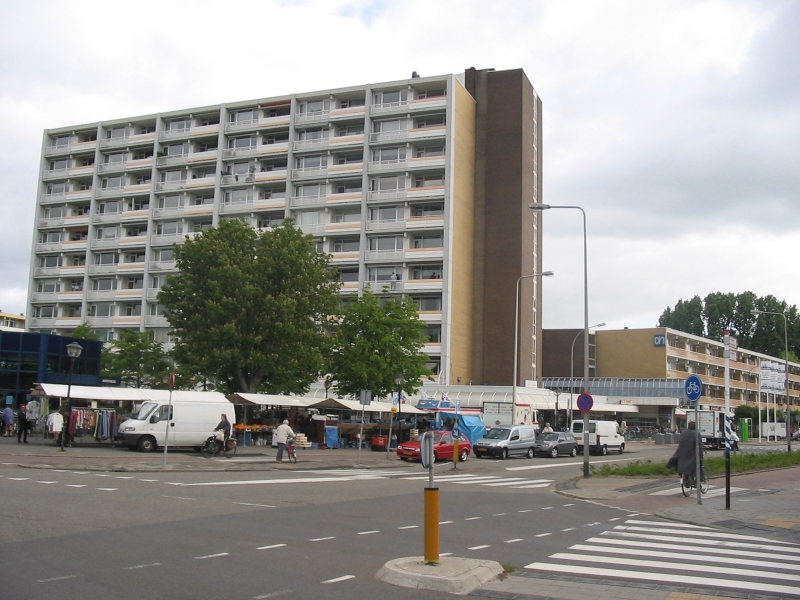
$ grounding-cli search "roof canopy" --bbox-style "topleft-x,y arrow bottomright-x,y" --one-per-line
32,383 -> 229,403
306,397 -> 426,414
229,393 -> 312,408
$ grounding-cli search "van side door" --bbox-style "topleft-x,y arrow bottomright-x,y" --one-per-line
509,428 -> 521,455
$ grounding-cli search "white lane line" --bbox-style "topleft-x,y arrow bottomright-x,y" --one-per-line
8,477 -> 29,481
626,514 -> 639,517
602,530 -> 800,553
72,471 -> 89,474
608,518 -> 621,521
310,536 -> 335,542
518,509 -> 532,513
492,513 -> 506,516
550,552 -> 800,583
507,458 -> 634,471
38,574 -> 81,583
541,507 -> 553,510
398,525 -> 418,530
170,476 -> 371,487
569,544 -> 800,572
122,563 -> 160,570
254,591 -> 292,599
139,479 -> 159,482
465,517 -> 481,521
37,481 -> 57,484
524,563 -> 800,597
469,545 -> 490,550
403,474 -> 490,481
704,487 -> 748,499
513,482 -> 553,489
481,478 -> 531,487
625,519 -> 712,530
94,474 -> 112,477
233,502 -> 275,508
563,503 -> 575,506
96,488 -> 118,491
257,544 -> 287,550
505,539 -> 523,544
52,470 -> 68,472
65,485 -> 86,488
439,520 -> 453,524
357,530 -> 380,535
535,533 -> 552,537
195,553 -> 228,560
562,527 -> 576,532
440,553 -> 453,557
614,525 -> 798,546
321,575 -> 355,584
586,536 -> 799,562
116,476 -> 134,479
453,477 -> 513,485
162,495 -> 194,500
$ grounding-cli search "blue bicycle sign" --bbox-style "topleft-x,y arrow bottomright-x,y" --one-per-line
685,375 -> 703,402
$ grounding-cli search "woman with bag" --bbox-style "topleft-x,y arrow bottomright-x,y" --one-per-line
213,414 -> 231,456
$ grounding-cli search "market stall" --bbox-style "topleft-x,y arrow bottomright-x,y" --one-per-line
228,393 -> 315,446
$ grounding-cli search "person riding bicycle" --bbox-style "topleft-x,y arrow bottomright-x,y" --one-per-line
672,421 -> 701,483
213,414 -> 231,456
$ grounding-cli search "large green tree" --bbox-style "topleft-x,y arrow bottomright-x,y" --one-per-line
328,289 -> 432,400
158,218 -> 339,394
102,329 -> 171,388
658,296 -> 704,336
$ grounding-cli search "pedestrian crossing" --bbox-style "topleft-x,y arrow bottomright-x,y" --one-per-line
649,484 -> 748,498
526,518 -> 800,598
298,469 -> 555,489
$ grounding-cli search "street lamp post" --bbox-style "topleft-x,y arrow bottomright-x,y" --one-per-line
59,342 -> 83,452
570,323 -> 606,429
512,272 -> 554,424
531,202 -> 593,477
751,309 -> 792,452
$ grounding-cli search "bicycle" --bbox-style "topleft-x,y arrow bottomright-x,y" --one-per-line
681,466 -> 709,497
201,434 -> 237,458
285,437 -> 297,463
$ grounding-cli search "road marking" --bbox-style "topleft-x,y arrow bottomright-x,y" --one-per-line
322,575 -> 354,584
116,476 -> 134,479
505,538 -> 523,543
563,503 -> 575,506
38,574 -> 81,583
72,471 -> 89,474
96,488 -> 118,491
8,477 -> 29,481
492,513 -> 506,516
170,476 -> 369,487
469,545 -> 490,550
603,530 -> 800,552
507,458 -> 634,471
480,478 -> 529,487
518,509 -> 532,513
541,506 -> 553,510
562,527 -> 576,531
94,474 -> 112,477
162,495 -> 194,500
233,502 -> 275,508
257,544 -> 286,550
195,553 -> 228,560
513,482 -> 553,489
398,525 -> 418,530
52,469 -> 68,472
465,517 -> 481,521
36,481 -> 57,484
586,536 -> 797,561
357,530 -> 380,535
440,553 -> 453,557
310,536 -> 335,542
65,485 -> 86,488
625,519 -> 711,530
122,563 -> 160,570
613,525 -> 796,545
139,479 -> 159,482
536,533 -> 552,537
439,520 -> 453,524
608,518 -> 621,521
254,591 -> 292,599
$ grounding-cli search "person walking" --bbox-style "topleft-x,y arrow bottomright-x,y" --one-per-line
17,403 -> 30,443
213,414 -> 231,456
274,419 -> 294,462
3,405 -> 14,437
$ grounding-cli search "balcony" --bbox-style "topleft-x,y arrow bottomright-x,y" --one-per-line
31,291 -> 59,302
252,197 -> 285,211
329,133 -> 365,149
29,317 -> 57,329
325,221 -> 361,234
88,264 -> 121,275
254,169 -> 287,183
58,290 -> 84,302
295,110 -> 330,125
159,123 -> 220,141
408,97 -> 447,112
150,233 -> 185,246
119,235 -> 148,247
406,215 -> 445,230
121,209 -> 150,222
38,216 -> 66,228
144,315 -> 169,327
152,206 -> 186,219
405,247 -> 444,261
65,214 -> 91,227
371,101 -> 409,115
93,211 -> 123,224
407,156 -> 446,170
366,218 -> 405,232
148,260 -> 177,272
183,204 -> 215,217
146,289 -> 161,301
118,262 -> 146,273
99,130 -> 133,149
293,137 -> 331,152
98,161 -> 127,174
126,157 -> 154,171
404,278 -> 443,291
86,316 -> 115,327
87,290 -> 119,302
292,165 -> 329,180
368,159 -> 408,173
365,249 -> 404,262
369,130 -> 410,144
61,239 -> 88,252
91,238 -> 122,250
115,288 -> 144,300
327,163 -> 363,179
417,311 -> 443,324
221,174 -> 255,186
224,142 -> 289,160
35,241 -> 64,253
45,139 -> 97,157
42,167 -> 70,181
330,106 -> 366,120
326,192 -> 362,205
329,251 -> 360,264
219,199 -> 255,214
367,189 -> 407,203
257,115 -> 291,130
96,185 -> 125,198
363,280 -> 405,293
296,223 -> 326,236
407,185 -> 445,200
290,195 -> 326,208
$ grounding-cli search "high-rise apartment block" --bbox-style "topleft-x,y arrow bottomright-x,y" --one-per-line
28,67 -> 542,387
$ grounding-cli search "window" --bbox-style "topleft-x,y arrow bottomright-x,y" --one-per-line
192,195 -> 214,206
414,297 -> 442,311
299,99 -> 330,115
158,195 -> 183,209
191,220 -> 212,232
413,234 -> 442,249
43,206 -> 65,219
126,225 -> 147,237
333,238 -> 359,252
89,303 -> 114,317
332,209 -> 361,223
260,159 -> 287,172
370,176 -> 405,192
263,131 -> 289,144
158,249 -> 175,262
295,155 -> 327,170
104,152 -> 126,164
161,170 -> 184,183
106,127 -> 127,139
49,159 -> 68,171
132,149 -> 153,160
414,174 -> 444,188
368,266 -> 400,281
336,124 -> 364,136
423,325 -> 442,343
68,280 -> 82,291
338,98 -> 365,108
297,128 -> 329,141
80,156 -> 95,166
95,253 -> 119,265
149,303 -> 167,316
199,115 -> 219,126
296,183 -> 325,198
102,176 -> 123,189
226,189 -> 249,204
92,278 -> 116,291
411,266 -> 441,280
335,180 -> 362,194
79,181 -> 92,191
167,118 -> 190,132
338,268 -> 359,282
125,251 -> 145,263
73,204 -> 90,216
132,198 -> 150,211
426,358 -> 441,375
36,305 -> 57,318
295,211 -> 321,226
165,143 -> 187,157
39,231 -> 62,244
193,167 -> 215,179
68,255 -> 86,266
415,146 -> 445,158
258,214 -> 284,228
374,90 -> 408,105
40,255 -> 61,268
124,303 -> 142,317
97,227 -> 119,240
47,183 -> 67,195
156,221 -> 182,236
372,119 -> 406,133
125,277 -> 143,290
370,206 -> 400,221
415,116 -> 446,128
95,329 -> 114,342
369,236 -> 402,251
416,89 -> 446,99
229,135 -> 256,149
265,105 -> 290,117
150,275 -> 168,288
52,135 -> 71,148
230,109 -> 256,123
37,280 -> 59,293
228,162 -> 253,176
69,229 -> 88,241
373,147 -> 406,163
197,142 -> 217,152
410,203 -> 444,217
98,200 -> 121,214
335,152 -> 363,165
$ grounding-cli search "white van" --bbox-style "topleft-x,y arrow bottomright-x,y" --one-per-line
571,420 -> 624,455
117,393 -> 236,452
473,425 -> 537,459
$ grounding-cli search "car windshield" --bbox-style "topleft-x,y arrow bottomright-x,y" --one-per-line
540,433 -> 559,442
485,428 -> 510,440
433,433 -> 444,444
135,402 -> 158,420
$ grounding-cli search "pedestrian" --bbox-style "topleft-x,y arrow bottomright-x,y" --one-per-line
213,414 -> 231,456
274,419 -> 295,462
541,422 -> 553,434
17,403 -> 30,443
3,404 -> 14,437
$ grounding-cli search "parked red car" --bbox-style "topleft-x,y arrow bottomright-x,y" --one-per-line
396,430 -> 471,462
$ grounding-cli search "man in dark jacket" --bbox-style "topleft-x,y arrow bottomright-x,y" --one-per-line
17,403 -> 30,443
674,421 -> 700,477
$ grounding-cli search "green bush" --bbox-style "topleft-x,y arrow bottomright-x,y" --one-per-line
590,451 -> 800,477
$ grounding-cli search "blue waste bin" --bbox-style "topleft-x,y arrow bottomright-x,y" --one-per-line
325,426 -> 339,448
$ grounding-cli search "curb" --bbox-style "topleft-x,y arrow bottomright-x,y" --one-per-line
376,556 -> 504,594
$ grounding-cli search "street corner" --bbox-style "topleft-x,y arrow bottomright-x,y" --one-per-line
376,556 -> 504,595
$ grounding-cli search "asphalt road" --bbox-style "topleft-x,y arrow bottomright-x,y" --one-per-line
0,449 -> 660,600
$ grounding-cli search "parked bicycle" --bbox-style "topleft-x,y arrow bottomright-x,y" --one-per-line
201,432 -> 237,458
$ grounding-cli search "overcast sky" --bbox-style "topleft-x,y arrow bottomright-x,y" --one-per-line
1,0 -> 798,331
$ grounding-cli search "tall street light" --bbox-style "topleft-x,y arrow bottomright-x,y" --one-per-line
512,272 -> 554,423
59,341 -> 83,452
570,323 -> 606,429
531,202 -> 593,477
751,309 -> 792,452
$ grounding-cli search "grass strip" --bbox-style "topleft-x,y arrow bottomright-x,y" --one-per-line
590,450 -> 800,477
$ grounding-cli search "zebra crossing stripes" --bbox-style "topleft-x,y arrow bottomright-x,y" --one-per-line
400,473 -> 554,489
525,519 -> 800,598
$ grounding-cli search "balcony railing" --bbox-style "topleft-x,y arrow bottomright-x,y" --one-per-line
292,166 -> 328,180
367,189 -> 407,202
365,219 -> 406,232
159,123 -> 219,140
148,260 -> 177,271
369,159 -> 408,173
45,139 -> 97,156
363,280 -> 405,293
365,249 -> 404,261
293,137 -> 330,151
369,130 -> 410,143
98,161 -> 127,173
289,194 -> 326,208
295,110 -> 330,124
371,101 -> 409,114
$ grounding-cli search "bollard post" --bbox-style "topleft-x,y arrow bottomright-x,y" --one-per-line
424,487 -> 439,564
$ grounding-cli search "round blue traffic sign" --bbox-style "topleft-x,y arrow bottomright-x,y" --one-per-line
577,393 -> 593,412
452,427 -> 460,438
685,375 -> 703,402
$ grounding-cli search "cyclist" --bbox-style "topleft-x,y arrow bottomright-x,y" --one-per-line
213,414 -> 232,456
674,421 -> 700,486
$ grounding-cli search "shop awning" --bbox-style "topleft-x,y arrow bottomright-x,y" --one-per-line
590,403 -> 639,414
31,383 -> 228,403
306,397 -> 425,414
229,393 -> 312,408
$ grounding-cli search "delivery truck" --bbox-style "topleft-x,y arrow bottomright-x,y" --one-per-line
687,409 -> 736,450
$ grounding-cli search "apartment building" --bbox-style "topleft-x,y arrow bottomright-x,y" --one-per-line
27,67 -> 543,387
0,311 -> 25,332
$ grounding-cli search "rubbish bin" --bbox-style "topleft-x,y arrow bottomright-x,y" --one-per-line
663,432 -> 673,444
654,433 -> 665,445
324,426 -> 339,449
371,436 -> 387,451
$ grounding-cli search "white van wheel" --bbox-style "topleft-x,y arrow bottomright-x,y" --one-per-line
601,445 -> 608,456
137,436 -> 156,452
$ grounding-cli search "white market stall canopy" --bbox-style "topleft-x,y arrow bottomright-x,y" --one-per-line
32,383 -> 228,403
306,397 -> 426,414
229,393 -> 312,408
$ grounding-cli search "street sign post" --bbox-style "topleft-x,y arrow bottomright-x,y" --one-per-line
685,374 -> 703,505
577,393 -> 593,412
357,390 -> 371,467
420,432 -> 439,564
576,393 -> 593,476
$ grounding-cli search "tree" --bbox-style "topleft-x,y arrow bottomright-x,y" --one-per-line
328,289 -> 432,400
658,296 -> 703,336
158,219 -> 340,394
69,323 -> 101,342
702,292 -> 735,342
102,329 -> 171,388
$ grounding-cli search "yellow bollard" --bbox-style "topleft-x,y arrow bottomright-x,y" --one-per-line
424,487 -> 440,564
